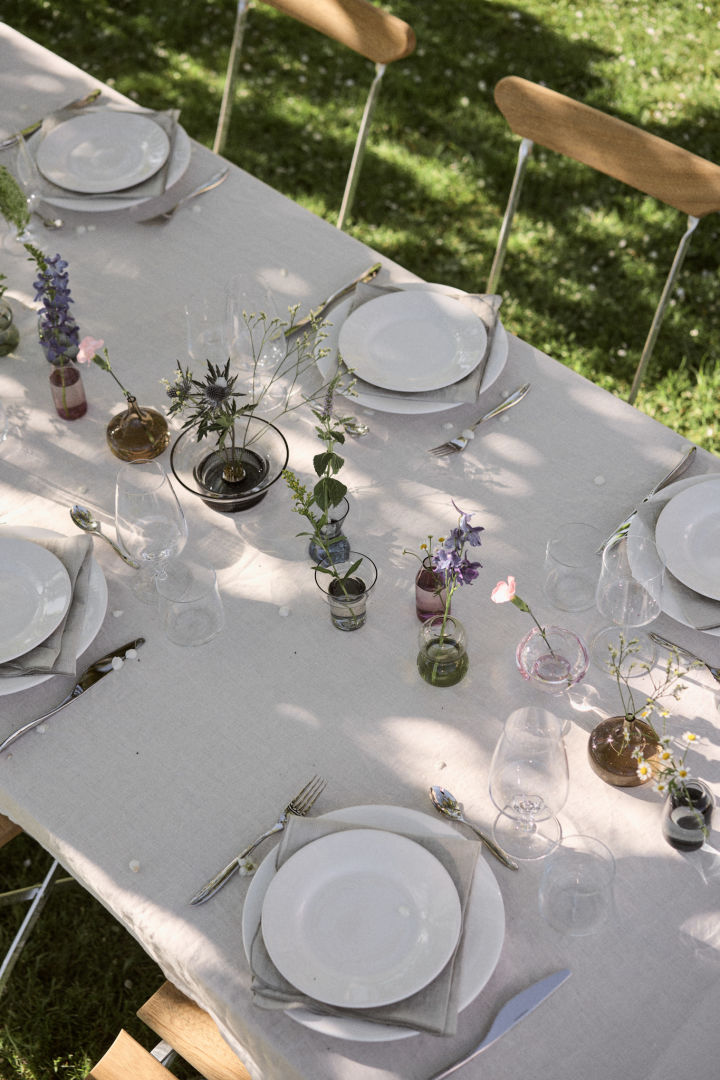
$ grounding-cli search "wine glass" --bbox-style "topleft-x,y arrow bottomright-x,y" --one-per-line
0,136 -> 53,253
488,706 -> 569,860
115,460 -> 188,603
592,533 -> 664,676
225,272 -> 287,411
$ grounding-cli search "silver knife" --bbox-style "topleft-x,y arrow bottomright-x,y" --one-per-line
0,89 -> 101,149
598,446 -> 697,552
428,970 -> 572,1080
285,262 -> 382,337
0,638 -> 145,754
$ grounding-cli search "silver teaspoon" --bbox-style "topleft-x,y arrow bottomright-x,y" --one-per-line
429,786 -> 519,870
70,505 -> 140,568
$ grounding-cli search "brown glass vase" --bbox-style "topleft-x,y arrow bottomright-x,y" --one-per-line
588,715 -> 661,787
106,396 -> 170,461
49,364 -> 87,420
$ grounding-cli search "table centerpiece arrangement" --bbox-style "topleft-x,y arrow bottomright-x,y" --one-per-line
413,503 -> 484,686
284,374 -> 376,630
587,634 -> 702,788
491,575 -> 589,694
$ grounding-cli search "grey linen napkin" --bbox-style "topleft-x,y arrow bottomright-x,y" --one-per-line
0,534 -> 93,677
636,473 -> 720,629
250,815 -> 480,1036
27,104 -> 179,203
338,282 -> 503,405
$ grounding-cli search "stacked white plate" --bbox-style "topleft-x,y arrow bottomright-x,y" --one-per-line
318,284 -> 509,415
242,804 -> 505,1042
0,528 -> 108,695
628,474 -> 720,636
29,109 -> 191,213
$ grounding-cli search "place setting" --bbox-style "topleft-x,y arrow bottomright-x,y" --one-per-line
0,526 -> 108,696
314,276 -> 509,415
15,96 -> 192,215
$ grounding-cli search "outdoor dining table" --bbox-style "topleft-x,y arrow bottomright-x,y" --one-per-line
1,24 -> 719,1080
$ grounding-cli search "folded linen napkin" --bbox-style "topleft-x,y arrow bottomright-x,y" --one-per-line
250,814 -> 480,1036
27,104 -> 180,203
635,474 -> 720,629
0,534 -> 93,677
337,282 -> 503,405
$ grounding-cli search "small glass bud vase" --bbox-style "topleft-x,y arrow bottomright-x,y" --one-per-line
415,557 -> 448,622
662,779 -> 713,852
314,551 -> 377,631
417,614 -> 469,687
49,364 -> 87,420
516,625 -> 589,695
106,396 -> 170,462
0,299 -> 20,357
308,497 -> 350,566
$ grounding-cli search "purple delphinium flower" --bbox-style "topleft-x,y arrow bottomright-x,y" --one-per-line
34,253 -> 80,365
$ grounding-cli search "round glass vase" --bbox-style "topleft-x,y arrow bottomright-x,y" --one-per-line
0,299 -> 20,357
587,715 -> 661,787
106,396 -> 170,462
417,614 -> 469,688
308,497 -> 350,566
415,557 -> 448,622
49,364 -> 87,420
314,551 -> 377,631
170,416 -> 289,513
516,625 -> 589,695
662,779 -> 714,852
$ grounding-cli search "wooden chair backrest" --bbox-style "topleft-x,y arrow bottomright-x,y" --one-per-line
137,981 -> 250,1080
494,76 -> 720,218
265,0 -> 415,64
0,813 -> 22,848
88,1030 -> 168,1080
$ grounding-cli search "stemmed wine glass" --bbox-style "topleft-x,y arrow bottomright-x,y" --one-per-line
225,272 -> 287,412
115,460 -> 188,603
489,706 -> 569,860
591,533 -> 664,676
0,136 -> 55,253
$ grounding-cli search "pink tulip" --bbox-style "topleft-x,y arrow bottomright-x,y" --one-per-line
491,576 -> 516,603
77,336 -> 104,364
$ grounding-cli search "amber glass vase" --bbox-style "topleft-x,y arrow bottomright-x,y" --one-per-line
587,716 -> 661,787
106,396 -> 170,461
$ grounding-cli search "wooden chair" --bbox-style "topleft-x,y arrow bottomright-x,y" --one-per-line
88,1030 -> 169,1080
213,0 -> 416,229
0,812 -> 69,996
488,75 -> 720,402
137,980 -> 251,1080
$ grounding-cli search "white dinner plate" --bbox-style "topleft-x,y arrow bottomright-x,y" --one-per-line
0,538 -> 71,664
242,804 -> 505,1042
36,112 -> 170,194
260,828 -> 462,1009
318,283 -> 508,414
34,125 -> 191,213
338,291 -> 488,393
655,478 -> 720,601
627,476 -> 720,636
0,528 -> 108,695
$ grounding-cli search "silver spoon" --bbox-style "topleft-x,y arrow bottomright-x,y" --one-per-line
429,786 -> 519,870
69,505 -> 140,568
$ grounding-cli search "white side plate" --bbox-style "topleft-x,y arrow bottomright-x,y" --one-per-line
0,528 -> 108,695
338,291 -> 488,393
242,804 -> 505,1042
36,112 -> 170,193
0,538 -> 71,663
260,828 -> 461,1008
655,478 -> 720,601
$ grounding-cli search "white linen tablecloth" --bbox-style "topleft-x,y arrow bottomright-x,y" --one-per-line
1,25 -> 719,1080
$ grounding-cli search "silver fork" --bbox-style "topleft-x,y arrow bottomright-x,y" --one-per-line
428,383 -> 530,456
649,632 -> 720,683
189,775 -> 326,905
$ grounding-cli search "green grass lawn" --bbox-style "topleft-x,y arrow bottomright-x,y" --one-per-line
0,1 -> 718,1075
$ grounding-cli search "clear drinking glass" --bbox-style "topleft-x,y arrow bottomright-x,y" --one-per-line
592,534 -> 664,675
0,136 -> 47,252
115,459 -> 188,603
543,522 -> 603,612
538,835 -> 616,935
155,557 -> 225,646
488,706 -> 569,860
